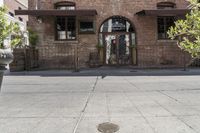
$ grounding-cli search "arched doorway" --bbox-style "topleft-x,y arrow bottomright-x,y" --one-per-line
99,16 -> 136,65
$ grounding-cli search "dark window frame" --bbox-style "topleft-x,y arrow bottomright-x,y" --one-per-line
9,12 -> 14,17
157,16 -> 175,40
54,1 -> 77,41
78,20 -> 95,34
100,16 -> 135,33
55,16 -> 76,41
157,2 -> 176,40
18,17 -> 23,22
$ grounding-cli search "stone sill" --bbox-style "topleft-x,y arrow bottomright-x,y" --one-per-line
53,40 -> 79,44
157,40 -> 178,43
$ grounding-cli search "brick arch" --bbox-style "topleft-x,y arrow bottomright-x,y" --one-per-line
98,15 -> 137,46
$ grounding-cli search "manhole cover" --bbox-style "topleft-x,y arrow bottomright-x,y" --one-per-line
97,122 -> 119,133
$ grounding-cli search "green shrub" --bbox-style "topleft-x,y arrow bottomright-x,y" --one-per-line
28,28 -> 39,47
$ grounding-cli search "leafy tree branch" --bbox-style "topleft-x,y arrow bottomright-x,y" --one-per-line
168,0 -> 200,58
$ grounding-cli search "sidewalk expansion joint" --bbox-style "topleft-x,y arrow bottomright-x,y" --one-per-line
72,76 -> 99,133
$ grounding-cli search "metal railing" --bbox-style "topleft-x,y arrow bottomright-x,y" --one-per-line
10,44 -> 200,71
37,44 -> 76,70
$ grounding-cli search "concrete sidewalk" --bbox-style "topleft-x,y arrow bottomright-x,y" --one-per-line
1,69 -> 200,133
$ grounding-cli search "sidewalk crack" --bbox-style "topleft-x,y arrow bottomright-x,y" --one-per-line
72,76 -> 99,133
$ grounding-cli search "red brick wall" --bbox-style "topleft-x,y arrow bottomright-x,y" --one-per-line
28,0 -> 191,69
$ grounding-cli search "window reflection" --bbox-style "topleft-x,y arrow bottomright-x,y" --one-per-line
99,16 -> 136,65
55,2 -> 76,40
100,17 -> 134,33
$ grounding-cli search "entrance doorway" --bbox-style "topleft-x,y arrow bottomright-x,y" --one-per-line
104,34 -> 130,65
99,16 -> 136,66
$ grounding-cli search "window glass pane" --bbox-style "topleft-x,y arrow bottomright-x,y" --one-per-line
9,12 -> 14,17
157,5 -> 174,9
157,17 -> 165,39
67,17 -> 76,39
112,17 -> 126,32
80,21 -> 94,32
166,17 -> 175,38
157,2 -> 175,9
127,22 -> 134,32
166,17 -> 175,30
55,2 -> 76,40
101,21 -> 109,32
131,33 -> 136,46
55,2 -> 75,10
57,6 -> 75,10
99,33 -> 103,46
100,17 -> 134,33
57,17 -> 66,40
157,17 -> 175,39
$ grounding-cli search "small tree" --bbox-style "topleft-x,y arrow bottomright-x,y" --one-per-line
0,6 -> 21,49
168,0 -> 200,58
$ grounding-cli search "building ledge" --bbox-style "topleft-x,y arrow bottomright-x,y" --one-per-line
136,9 -> 190,16
15,9 -> 98,16
53,40 -> 79,44
157,40 -> 178,43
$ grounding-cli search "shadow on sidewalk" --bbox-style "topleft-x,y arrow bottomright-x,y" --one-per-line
5,67 -> 200,77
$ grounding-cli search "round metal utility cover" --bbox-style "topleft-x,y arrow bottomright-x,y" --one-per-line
98,122 -> 119,133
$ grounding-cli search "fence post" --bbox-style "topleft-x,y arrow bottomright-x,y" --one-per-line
74,44 -> 79,72
25,47 -> 31,71
24,47 -> 28,71
183,51 -> 187,71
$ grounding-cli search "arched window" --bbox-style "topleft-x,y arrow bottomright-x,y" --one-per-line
157,2 -> 176,9
55,1 -> 75,10
99,16 -> 136,65
100,16 -> 134,33
157,2 -> 176,39
99,16 -> 135,46
55,1 -> 76,40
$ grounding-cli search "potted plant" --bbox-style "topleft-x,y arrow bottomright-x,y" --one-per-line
0,6 -> 22,90
96,44 -> 104,65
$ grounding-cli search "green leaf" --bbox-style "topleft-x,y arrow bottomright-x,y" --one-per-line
0,6 -> 23,49
167,0 -> 200,58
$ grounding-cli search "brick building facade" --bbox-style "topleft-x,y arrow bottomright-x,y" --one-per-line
15,0 -> 191,69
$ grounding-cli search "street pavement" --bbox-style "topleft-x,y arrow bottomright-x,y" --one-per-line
1,68 -> 200,133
